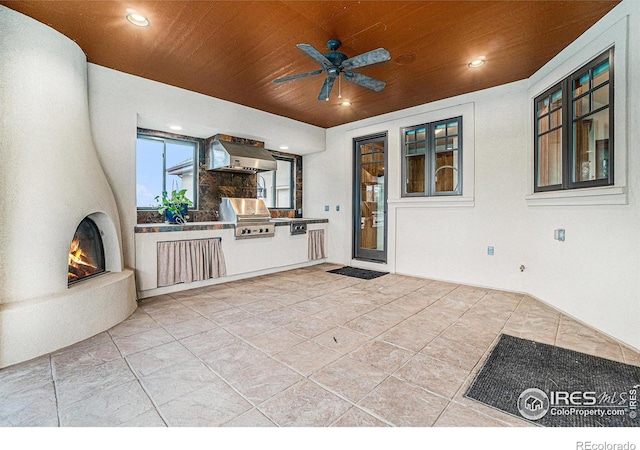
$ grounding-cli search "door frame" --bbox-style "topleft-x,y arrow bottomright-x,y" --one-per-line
352,132 -> 388,263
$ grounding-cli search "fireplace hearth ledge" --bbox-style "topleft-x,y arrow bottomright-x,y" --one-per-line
0,270 -> 136,369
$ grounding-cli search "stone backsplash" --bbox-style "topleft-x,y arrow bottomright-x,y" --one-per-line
137,131 -> 302,224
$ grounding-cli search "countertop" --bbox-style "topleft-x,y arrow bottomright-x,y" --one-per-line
135,218 -> 328,233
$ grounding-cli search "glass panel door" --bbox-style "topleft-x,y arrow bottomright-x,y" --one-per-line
353,134 -> 387,262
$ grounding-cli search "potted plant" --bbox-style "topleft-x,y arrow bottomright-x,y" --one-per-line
155,189 -> 193,224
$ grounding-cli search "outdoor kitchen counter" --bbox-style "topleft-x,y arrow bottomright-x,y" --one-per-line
134,219 -> 328,298
134,218 -> 328,233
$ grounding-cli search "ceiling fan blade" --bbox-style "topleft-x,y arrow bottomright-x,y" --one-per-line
297,44 -> 333,70
341,48 -> 391,70
344,71 -> 386,92
273,69 -> 323,83
317,77 -> 336,101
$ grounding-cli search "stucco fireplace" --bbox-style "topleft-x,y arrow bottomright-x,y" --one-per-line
0,7 -> 136,369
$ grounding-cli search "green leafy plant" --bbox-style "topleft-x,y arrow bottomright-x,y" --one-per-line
155,189 -> 194,224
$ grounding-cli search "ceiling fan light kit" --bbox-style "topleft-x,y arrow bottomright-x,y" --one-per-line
273,39 -> 391,102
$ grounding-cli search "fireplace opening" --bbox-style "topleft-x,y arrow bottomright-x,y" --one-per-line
68,217 -> 106,286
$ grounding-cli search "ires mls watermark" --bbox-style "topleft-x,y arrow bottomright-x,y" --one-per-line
517,385 -> 639,421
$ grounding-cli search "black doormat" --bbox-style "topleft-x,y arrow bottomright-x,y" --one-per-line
465,334 -> 640,427
326,266 -> 388,280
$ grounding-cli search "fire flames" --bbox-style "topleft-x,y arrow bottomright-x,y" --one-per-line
68,237 -> 98,283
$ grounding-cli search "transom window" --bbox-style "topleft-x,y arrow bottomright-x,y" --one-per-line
534,49 -> 613,192
402,117 -> 462,197
136,134 -> 198,209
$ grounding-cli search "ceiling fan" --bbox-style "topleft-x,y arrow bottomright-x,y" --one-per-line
273,39 -> 391,101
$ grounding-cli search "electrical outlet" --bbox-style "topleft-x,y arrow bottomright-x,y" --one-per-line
554,229 -> 566,241
324,205 -> 329,211
487,246 -> 494,256
336,205 -> 340,211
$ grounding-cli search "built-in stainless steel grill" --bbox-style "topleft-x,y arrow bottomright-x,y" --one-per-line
219,197 -> 275,239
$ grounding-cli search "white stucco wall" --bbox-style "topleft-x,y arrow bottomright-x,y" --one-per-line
0,6 -> 136,368
305,0 -> 640,350
87,67 -> 326,270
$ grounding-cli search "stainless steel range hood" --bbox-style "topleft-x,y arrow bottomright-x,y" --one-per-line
207,139 -> 278,173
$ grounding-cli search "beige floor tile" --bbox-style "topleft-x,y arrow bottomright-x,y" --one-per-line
420,336 -> 487,371
126,341 -> 198,378
434,402 -> 508,427
147,306 -> 202,327
270,292 -> 312,306
502,312 -> 560,337
226,357 -> 303,405
312,326 -> 371,354
179,327 -> 239,357
378,321 -> 438,352
358,376 -> 448,426
344,313 -> 397,337
422,295 -> 471,312
139,359 -> 221,405
621,345 -> 640,367
222,408 -> 276,427
59,380 -> 155,426
258,379 -> 351,426
259,307 -> 308,327
158,379 -> 252,427
239,299 -> 284,315
169,288 -> 215,300
107,309 -> 160,339
415,282 -> 458,300
331,407 -> 390,427
395,353 -> 469,399
291,297 -> 334,315
183,299 -> 233,317
285,315 -> 336,339
310,356 -> 388,403
55,332 -> 113,354
273,340 -> 341,376
139,295 -> 183,314
0,355 -> 52,397
461,309 -> 512,331
224,315 -> 279,339
246,327 -> 305,355
447,286 -> 489,302
54,358 -> 136,408
205,307 -> 255,325
349,340 -> 415,374
0,382 -> 58,426
417,304 -> 466,328
440,322 -> 500,350
2,265 -> 634,428
200,339 -> 269,380
114,327 -> 176,356
118,409 -> 166,427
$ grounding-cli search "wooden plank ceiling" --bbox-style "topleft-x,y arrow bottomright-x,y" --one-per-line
1,1 -> 620,128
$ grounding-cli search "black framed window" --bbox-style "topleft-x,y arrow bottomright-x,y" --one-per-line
136,134 -> 199,209
258,156 -> 294,209
535,49 -> 613,192
402,117 -> 462,197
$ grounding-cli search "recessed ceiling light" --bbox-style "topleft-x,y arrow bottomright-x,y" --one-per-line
279,145 -> 289,150
126,12 -> 150,27
169,125 -> 182,131
468,57 -> 486,68
341,101 -> 352,107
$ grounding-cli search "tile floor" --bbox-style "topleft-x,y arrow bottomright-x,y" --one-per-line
2,263 -> 640,427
